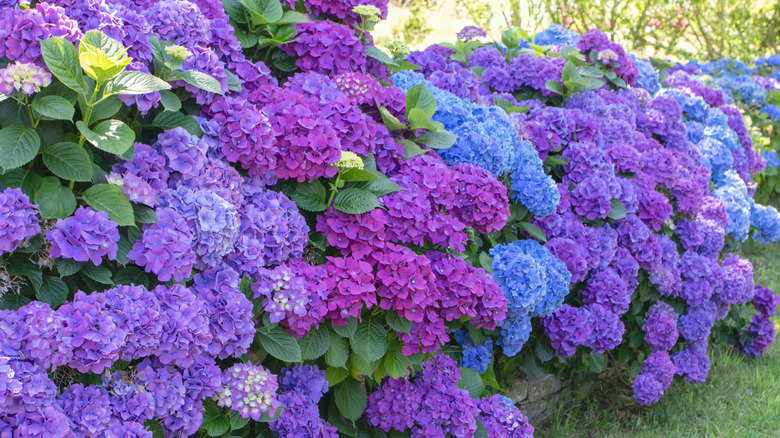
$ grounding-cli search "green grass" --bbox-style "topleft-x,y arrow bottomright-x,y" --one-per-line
539,241 -> 780,438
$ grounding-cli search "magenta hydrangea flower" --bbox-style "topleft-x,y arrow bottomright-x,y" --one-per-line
323,256 -> 376,326
542,304 -> 593,358
372,244 -> 438,323
128,208 -> 196,282
316,207 -> 388,258
0,188 -> 40,256
303,0 -> 388,25
475,395 -> 534,438
0,61 -> 51,94
450,163 -> 510,234
282,20 -> 367,76
47,207 -> 120,266
215,363 -> 279,421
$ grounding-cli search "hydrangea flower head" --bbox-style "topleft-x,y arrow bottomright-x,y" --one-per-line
47,207 -> 120,265
0,61 -> 51,94
0,188 -> 40,256
216,363 -> 280,421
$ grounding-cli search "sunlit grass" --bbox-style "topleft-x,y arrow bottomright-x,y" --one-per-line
540,241 -> 780,438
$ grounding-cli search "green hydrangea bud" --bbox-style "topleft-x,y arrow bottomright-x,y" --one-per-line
165,45 -> 192,62
352,4 -> 381,23
333,151 -> 364,170
386,41 -> 410,59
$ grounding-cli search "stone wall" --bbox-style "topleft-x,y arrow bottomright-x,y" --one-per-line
506,374 -> 573,427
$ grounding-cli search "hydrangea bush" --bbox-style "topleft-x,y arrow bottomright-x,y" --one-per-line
0,1 -> 777,437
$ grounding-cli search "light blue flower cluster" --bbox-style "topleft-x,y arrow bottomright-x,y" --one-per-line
391,70 -> 559,216
532,24 -> 580,46
490,240 -> 572,356
762,150 -> 780,169
663,89 -> 709,122
713,73 -> 766,106
630,54 -> 660,95
453,330 -> 493,374
760,104 -> 780,120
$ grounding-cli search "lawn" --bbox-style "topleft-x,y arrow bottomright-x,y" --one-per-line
539,241 -> 780,438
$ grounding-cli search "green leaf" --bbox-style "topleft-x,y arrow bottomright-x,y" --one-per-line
561,61 -> 579,82
133,204 -> 158,224
37,276 -> 68,308
277,10 -> 308,24
340,168 -> 380,182
351,352 -> 380,378
81,264 -> 114,285
398,139 -> 427,160
354,178 -> 403,197
383,346 -> 410,379
158,90 -> 181,111
104,71 -> 171,96
478,252 -> 494,273
78,31 -> 131,82
457,367 -> 486,399
77,120 -> 134,155
257,324 -> 302,363
333,188 -> 380,215
292,180 -> 328,212
335,378 -> 367,422
519,221 -> 547,242
0,167 -> 42,198
350,318 -> 387,363
57,259 -> 83,277
229,410 -> 250,431
202,401 -> 231,436
545,79 -> 563,96
325,332 -> 349,368
385,311 -> 412,333
0,294 -> 31,310
0,126 -> 40,172
474,420 -> 489,438
326,366 -> 350,387
35,176 -> 76,219
607,198 -> 627,221
113,266 -> 149,288
223,0 -> 248,23
84,96 -> 122,125
332,318 -> 358,338
40,37 -> 88,94
32,95 -> 75,121
534,342 -> 556,363
406,108 -> 441,131
82,184 -> 135,226
544,154 -> 569,166
144,420 -> 164,438
589,351 -> 605,373
152,111 -> 203,136
42,142 -> 92,182
299,327 -> 331,361
411,130 -> 456,149
240,0 -> 284,24
406,83 -> 437,117
6,256 -> 43,290
377,106 -> 406,131
175,70 -> 224,95
365,46 -> 399,67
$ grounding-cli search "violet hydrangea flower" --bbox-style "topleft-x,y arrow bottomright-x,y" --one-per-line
47,207 -> 119,266
0,188 -> 40,256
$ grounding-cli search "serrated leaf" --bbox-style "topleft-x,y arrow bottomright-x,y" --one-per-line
332,318 -> 358,338
133,204 -> 158,224
32,95 -> 75,121
383,346 -> 410,379
0,168 -> 42,198
37,276 -> 68,308
240,0 -> 284,24
325,333 -> 349,368
385,311 -> 412,333
158,90 -> 181,111
544,154 -> 569,166
83,184 -> 135,226
42,142 -> 92,182
340,168 -> 380,182
104,70 -> 171,96
0,294 -> 31,310
406,108 -> 440,131
398,139 -> 427,159
35,176 -> 76,219
113,266 -> 149,288
333,188 -> 380,215
519,221 -> 547,243
354,178 -> 403,197
257,324 -> 302,363
204,414 -> 230,437
40,38 -> 88,94
406,83 -> 437,118
299,327 -> 330,361
57,259 -> 83,277
6,257 -> 43,290
478,252 -> 493,273
326,366 -> 350,387
378,106 -> 406,131
607,198 -> 627,221
292,180 -> 327,212
411,130 -> 456,149
77,120 -> 134,155
545,79 -> 563,96
152,111 -> 203,136
0,126 -> 40,171
351,352 -> 380,378
229,410 -> 250,431
475,420 -> 489,438
335,378 -> 367,422
176,70 -> 224,95
457,367 -> 486,398
350,318 -> 387,363
81,264 -> 114,284
534,342 -> 556,363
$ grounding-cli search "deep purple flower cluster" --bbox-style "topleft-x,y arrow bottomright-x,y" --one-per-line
0,2 -> 80,64
271,365 -> 338,437
633,351 -> 675,405
303,0 -> 388,26
643,302 -> 679,351
47,207 -> 119,266
322,256 -> 376,326
451,162 -> 511,234
216,363 -> 279,421
282,20 -> 367,76
576,28 -> 638,85
542,304 -> 592,358
128,207 -> 196,282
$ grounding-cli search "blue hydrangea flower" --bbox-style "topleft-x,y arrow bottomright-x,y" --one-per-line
533,24 -> 580,46
762,150 -> 780,169
453,330 -> 493,374
510,142 -> 560,216
760,104 -> 780,120
630,54 -> 660,95
750,203 -> 780,243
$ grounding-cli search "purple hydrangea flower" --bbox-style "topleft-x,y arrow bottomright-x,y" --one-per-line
128,207 -> 196,282
215,363 -> 280,421
0,188 -> 40,256
47,207 -> 120,266
282,20 -> 367,76
642,302 -> 679,351
583,303 -> 625,353
475,395 -> 534,438
752,285 -> 779,318
0,3 -> 80,64
543,304 -> 592,358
